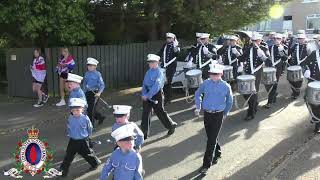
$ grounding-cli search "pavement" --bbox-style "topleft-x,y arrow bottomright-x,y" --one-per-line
0,76 -> 320,180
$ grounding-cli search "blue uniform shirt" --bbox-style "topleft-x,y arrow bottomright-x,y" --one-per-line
142,67 -> 164,99
67,114 -> 92,140
68,87 -> 87,107
99,148 -> 143,180
195,79 -> 233,115
83,70 -> 105,93
112,122 -> 144,148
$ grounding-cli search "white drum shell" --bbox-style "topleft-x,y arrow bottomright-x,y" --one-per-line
223,65 -> 234,81
287,66 -> 303,82
185,69 -> 203,88
307,81 -> 320,105
237,75 -> 256,94
262,67 -> 277,85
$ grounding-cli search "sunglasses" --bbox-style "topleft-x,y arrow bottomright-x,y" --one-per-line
209,73 -> 220,75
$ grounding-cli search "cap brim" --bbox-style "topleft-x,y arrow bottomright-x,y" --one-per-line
114,114 -> 127,117
118,136 -> 134,141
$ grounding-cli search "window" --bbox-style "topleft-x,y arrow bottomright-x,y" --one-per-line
258,20 -> 271,31
302,0 -> 319,3
306,14 -> 320,30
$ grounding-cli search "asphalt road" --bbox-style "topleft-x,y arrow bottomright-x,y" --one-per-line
0,77 -> 319,180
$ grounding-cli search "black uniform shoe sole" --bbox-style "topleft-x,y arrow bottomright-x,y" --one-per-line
263,104 -> 271,109
167,123 -> 178,136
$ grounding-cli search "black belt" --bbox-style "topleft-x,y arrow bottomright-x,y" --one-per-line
204,110 -> 224,114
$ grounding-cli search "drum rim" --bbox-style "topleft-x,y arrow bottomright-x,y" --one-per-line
287,65 -> 302,70
237,75 -> 256,80
308,81 -> 320,88
186,69 -> 202,76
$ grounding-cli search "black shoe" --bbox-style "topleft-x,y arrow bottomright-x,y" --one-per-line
212,153 -> 222,164
167,123 -> 177,136
199,166 -> 209,175
263,103 -> 271,109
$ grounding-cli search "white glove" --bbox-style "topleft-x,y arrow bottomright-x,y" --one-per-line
231,48 -> 239,55
173,40 -> 179,47
304,70 -> 311,79
257,48 -> 264,57
278,45 -> 284,52
237,65 -> 243,73
203,46 -> 209,55
194,109 -> 200,116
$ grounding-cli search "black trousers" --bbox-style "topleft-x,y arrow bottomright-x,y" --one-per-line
203,111 -> 224,168
289,80 -> 303,97
265,63 -> 283,104
141,90 -> 176,137
85,91 -> 103,127
243,68 -> 263,116
310,104 -> 320,129
60,138 -> 100,175
163,64 -> 177,103
201,65 -> 210,80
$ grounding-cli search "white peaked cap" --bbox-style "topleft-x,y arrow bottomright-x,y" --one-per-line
297,33 -> 306,39
228,35 -> 239,40
113,105 -> 132,115
251,32 -> 263,40
67,73 -> 83,83
86,57 -> 99,65
166,32 -> 176,38
200,33 -> 210,38
111,124 -> 135,142
208,63 -> 224,73
196,32 -> 202,38
147,54 -> 160,62
313,34 -> 320,40
274,33 -> 283,39
297,30 -> 306,34
69,98 -> 86,107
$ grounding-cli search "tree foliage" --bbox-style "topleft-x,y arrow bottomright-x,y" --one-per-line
0,0 -> 94,47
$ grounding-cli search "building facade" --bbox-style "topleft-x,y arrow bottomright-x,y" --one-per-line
244,0 -> 320,33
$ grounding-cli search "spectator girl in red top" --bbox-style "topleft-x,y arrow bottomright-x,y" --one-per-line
30,48 -> 48,107
55,48 -> 76,106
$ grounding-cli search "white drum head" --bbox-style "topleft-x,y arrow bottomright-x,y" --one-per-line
308,81 -> 320,89
186,69 -> 202,76
263,67 -> 276,72
224,65 -> 233,70
287,65 -> 302,71
237,75 -> 255,80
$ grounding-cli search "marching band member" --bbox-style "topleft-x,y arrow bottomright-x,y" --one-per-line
157,32 -> 180,105
112,105 -> 144,151
264,33 -> 288,108
218,35 -> 243,91
266,32 -> 276,47
195,33 -> 218,79
288,33 -> 308,99
141,54 -> 177,139
185,33 -> 202,65
100,125 -> 143,180
240,32 -> 269,120
30,48 -> 48,107
194,63 -> 233,175
217,35 -> 231,64
55,48 -> 76,106
60,98 -> 101,177
66,73 -> 87,108
300,35 -> 320,133
83,57 -> 105,127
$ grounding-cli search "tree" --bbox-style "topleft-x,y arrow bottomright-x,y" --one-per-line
0,0 -> 94,48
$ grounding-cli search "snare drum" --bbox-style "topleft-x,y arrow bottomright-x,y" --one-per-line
237,75 -> 256,94
185,69 -> 203,88
306,81 -> 320,105
287,66 -> 303,82
262,67 -> 277,85
160,68 -> 167,84
223,65 -> 234,81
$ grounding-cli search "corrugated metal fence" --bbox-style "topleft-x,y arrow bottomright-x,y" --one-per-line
6,40 -> 191,98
